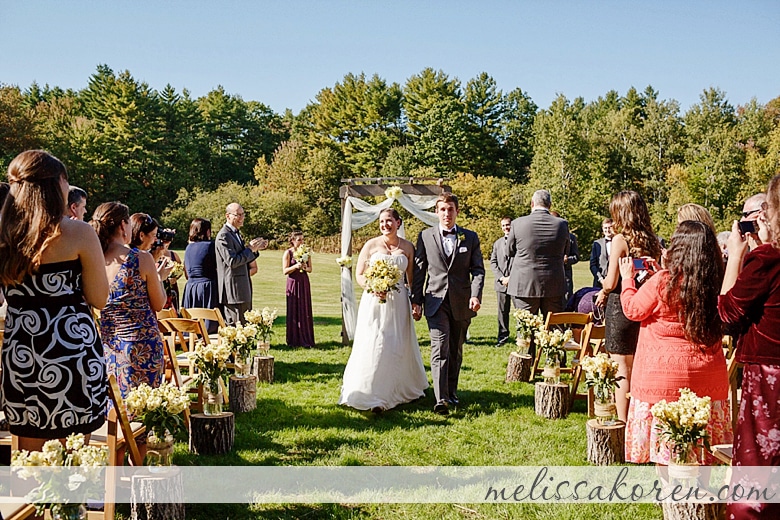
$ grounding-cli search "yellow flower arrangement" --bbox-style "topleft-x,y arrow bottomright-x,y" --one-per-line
293,244 -> 311,265
336,255 -> 353,268
188,339 -> 233,393
650,388 -> 712,463
513,309 -> 544,341
244,307 -> 278,344
580,353 -> 623,403
125,382 -> 190,440
363,257 -> 402,303
384,186 -> 403,199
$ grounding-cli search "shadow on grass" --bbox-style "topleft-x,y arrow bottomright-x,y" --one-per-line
274,360 -> 345,383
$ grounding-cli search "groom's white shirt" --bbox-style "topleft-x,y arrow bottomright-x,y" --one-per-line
440,224 -> 456,256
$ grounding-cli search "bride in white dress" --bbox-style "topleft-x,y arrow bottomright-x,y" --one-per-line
339,208 -> 429,412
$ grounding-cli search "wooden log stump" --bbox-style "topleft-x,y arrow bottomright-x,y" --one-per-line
586,419 -> 625,465
189,412 -> 234,455
534,382 -> 570,419
661,500 -> 724,520
252,355 -> 274,383
228,375 -> 257,413
131,467 -> 185,520
505,352 -> 532,383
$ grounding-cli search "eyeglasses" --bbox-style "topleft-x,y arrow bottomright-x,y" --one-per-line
229,212 -> 245,218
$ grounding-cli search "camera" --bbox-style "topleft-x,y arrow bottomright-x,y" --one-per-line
152,228 -> 176,250
632,258 -> 649,270
738,220 -> 757,235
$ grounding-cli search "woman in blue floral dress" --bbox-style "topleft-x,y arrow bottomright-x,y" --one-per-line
91,202 -> 173,399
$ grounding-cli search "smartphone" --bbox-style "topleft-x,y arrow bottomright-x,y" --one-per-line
738,220 -> 757,235
632,258 -> 649,270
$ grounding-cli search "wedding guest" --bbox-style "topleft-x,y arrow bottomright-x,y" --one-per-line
590,218 -> 614,287
741,192 -> 767,251
720,175 -> 780,519
182,218 -> 219,332
489,216 -> 512,347
716,230 -> 730,262
595,191 -> 661,422
92,202 -> 172,400
677,203 -> 716,235
158,230 -> 183,311
622,220 -> 731,465
67,185 -> 88,220
282,230 -> 314,347
0,150 -> 108,451
129,212 -> 160,251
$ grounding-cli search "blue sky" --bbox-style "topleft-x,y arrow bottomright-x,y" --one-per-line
1,1 -> 778,114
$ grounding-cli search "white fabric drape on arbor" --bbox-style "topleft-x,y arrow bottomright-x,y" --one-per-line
340,192 -> 440,340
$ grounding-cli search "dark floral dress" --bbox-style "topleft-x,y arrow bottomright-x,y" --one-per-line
100,248 -> 164,401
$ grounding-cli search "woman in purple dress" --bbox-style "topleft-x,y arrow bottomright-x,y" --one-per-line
282,231 -> 314,347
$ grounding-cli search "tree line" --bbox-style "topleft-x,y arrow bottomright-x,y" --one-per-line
1,64 -> 778,249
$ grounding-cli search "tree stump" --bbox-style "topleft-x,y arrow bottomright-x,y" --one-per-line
661,501 -> 724,520
506,352 -> 532,383
534,382 -> 570,419
252,355 -> 274,383
189,412 -> 234,455
131,467 -> 184,520
228,375 -> 257,413
586,419 -> 625,465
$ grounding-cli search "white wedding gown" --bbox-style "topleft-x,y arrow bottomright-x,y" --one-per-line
339,253 -> 429,410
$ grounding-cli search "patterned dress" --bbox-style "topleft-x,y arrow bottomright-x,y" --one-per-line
2,259 -> 106,438
100,248 -> 164,400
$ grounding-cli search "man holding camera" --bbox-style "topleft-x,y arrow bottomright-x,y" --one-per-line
216,202 -> 268,325
740,193 -> 767,250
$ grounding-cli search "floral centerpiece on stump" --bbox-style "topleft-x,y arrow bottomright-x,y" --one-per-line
12,433 -> 108,519
651,388 -> 711,465
218,322 -> 260,376
535,328 -> 573,385
126,382 -> 190,465
189,339 -> 232,415
363,257 -> 402,303
580,353 -> 623,424
245,307 -> 278,356
513,309 -> 544,355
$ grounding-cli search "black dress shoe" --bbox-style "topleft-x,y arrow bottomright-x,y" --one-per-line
449,395 -> 459,406
433,402 -> 449,415
371,407 -> 384,415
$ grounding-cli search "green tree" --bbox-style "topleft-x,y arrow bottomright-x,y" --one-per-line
500,87 -> 538,183
0,85 -> 40,171
463,72 -> 503,176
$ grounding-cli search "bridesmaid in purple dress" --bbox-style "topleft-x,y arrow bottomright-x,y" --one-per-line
282,231 -> 314,347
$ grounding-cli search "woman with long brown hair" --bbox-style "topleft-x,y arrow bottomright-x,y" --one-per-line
621,220 -> 731,464
282,230 -> 315,347
0,150 -> 108,450
595,190 -> 661,422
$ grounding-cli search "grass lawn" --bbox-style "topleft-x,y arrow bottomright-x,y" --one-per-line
165,250 -> 661,519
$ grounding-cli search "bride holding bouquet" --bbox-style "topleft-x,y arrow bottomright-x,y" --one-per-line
339,208 -> 428,412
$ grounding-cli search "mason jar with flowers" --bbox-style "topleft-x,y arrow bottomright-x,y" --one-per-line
650,388 -> 712,476
125,382 -> 190,466
188,339 -> 232,415
218,322 -> 259,377
513,309 -> 544,356
11,433 -> 108,520
580,353 -> 623,424
245,307 -> 278,356
535,328 -> 573,385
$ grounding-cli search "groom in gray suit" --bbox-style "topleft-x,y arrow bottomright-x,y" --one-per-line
215,202 -> 267,325
412,193 -> 485,415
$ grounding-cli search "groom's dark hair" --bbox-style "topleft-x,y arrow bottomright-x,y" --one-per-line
436,192 -> 459,210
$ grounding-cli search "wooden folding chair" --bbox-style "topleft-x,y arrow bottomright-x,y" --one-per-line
156,308 -> 178,321
0,499 -> 35,520
531,312 -> 593,379
565,323 -> 606,414
163,334 -> 199,418
181,307 -> 226,341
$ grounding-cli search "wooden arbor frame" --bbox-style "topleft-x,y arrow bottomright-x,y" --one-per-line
338,177 -> 451,344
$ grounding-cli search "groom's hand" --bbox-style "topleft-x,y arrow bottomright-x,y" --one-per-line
412,303 -> 422,321
469,297 -> 481,313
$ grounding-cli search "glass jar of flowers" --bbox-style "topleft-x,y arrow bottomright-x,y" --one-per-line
535,328 -> 573,385
580,353 -> 623,424
218,322 -> 259,377
245,307 -> 278,357
125,382 -> 190,467
188,339 -> 232,415
513,309 -> 544,356
651,388 -> 711,478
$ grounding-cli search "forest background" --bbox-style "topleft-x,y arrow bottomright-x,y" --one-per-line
1,64 -> 779,250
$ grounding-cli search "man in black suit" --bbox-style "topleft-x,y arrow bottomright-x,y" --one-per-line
489,216 -> 513,347
589,218 -> 614,287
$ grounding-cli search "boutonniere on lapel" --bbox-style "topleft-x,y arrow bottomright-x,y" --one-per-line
456,230 -> 466,242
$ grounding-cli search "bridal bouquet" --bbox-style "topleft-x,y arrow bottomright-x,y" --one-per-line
651,388 -> 711,464
12,433 -> 108,518
125,382 -> 190,440
363,257 -> 402,303
336,255 -> 353,268
293,244 -> 311,266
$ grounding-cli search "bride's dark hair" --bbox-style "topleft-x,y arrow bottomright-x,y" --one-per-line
379,208 -> 401,223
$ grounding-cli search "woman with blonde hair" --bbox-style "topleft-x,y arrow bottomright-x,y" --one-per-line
595,190 -> 661,422
677,203 -> 717,235
0,150 -> 108,450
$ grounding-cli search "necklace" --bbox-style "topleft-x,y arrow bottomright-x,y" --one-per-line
383,237 -> 400,252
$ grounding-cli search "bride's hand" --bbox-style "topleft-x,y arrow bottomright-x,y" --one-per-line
374,291 -> 387,301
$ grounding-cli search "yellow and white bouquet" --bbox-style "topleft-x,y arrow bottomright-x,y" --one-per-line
219,322 -> 260,360
293,244 -> 311,267
384,186 -> 403,199
513,309 -> 544,342
363,257 -> 403,303
12,433 -> 108,517
336,255 -> 353,268
245,307 -> 278,345
168,261 -> 185,280
534,328 -> 573,361
580,353 -> 623,402
188,339 -> 233,393
126,382 -> 190,440
651,388 -> 711,464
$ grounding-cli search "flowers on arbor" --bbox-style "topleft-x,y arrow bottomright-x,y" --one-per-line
293,244 -> 311,266
12,434 -> 108,518
384,186 -> 403,199
513,309 -> 544,342
336,255 -> 353,268
650,388 -> 712,464
125,382 -> 190,440
188,340 -> 232,392
363,257 -> 402,303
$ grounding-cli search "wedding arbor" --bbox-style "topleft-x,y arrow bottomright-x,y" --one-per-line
338,177 -> 451,343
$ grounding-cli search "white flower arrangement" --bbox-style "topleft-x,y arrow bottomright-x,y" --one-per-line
513,309 -> 544,341
580,353 -> 623,402
125,382 -> 190,440
293,244 -> 311,265
534,328 -> 573,360
188,339 -> 233,393
650,388 -> 712,463
219,322 -> 260,360
12,433 -> 108,517
244,307 -> 278,344
363,257 -> 402,303
336,255 -> 353,268
384,186 -> 403,199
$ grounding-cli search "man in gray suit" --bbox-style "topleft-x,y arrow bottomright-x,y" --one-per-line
589,218 -> 614,287
506,190 -> 569,356
412,193 -> 485,415
490,216 -> 513,347
215,203 -> 267,325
